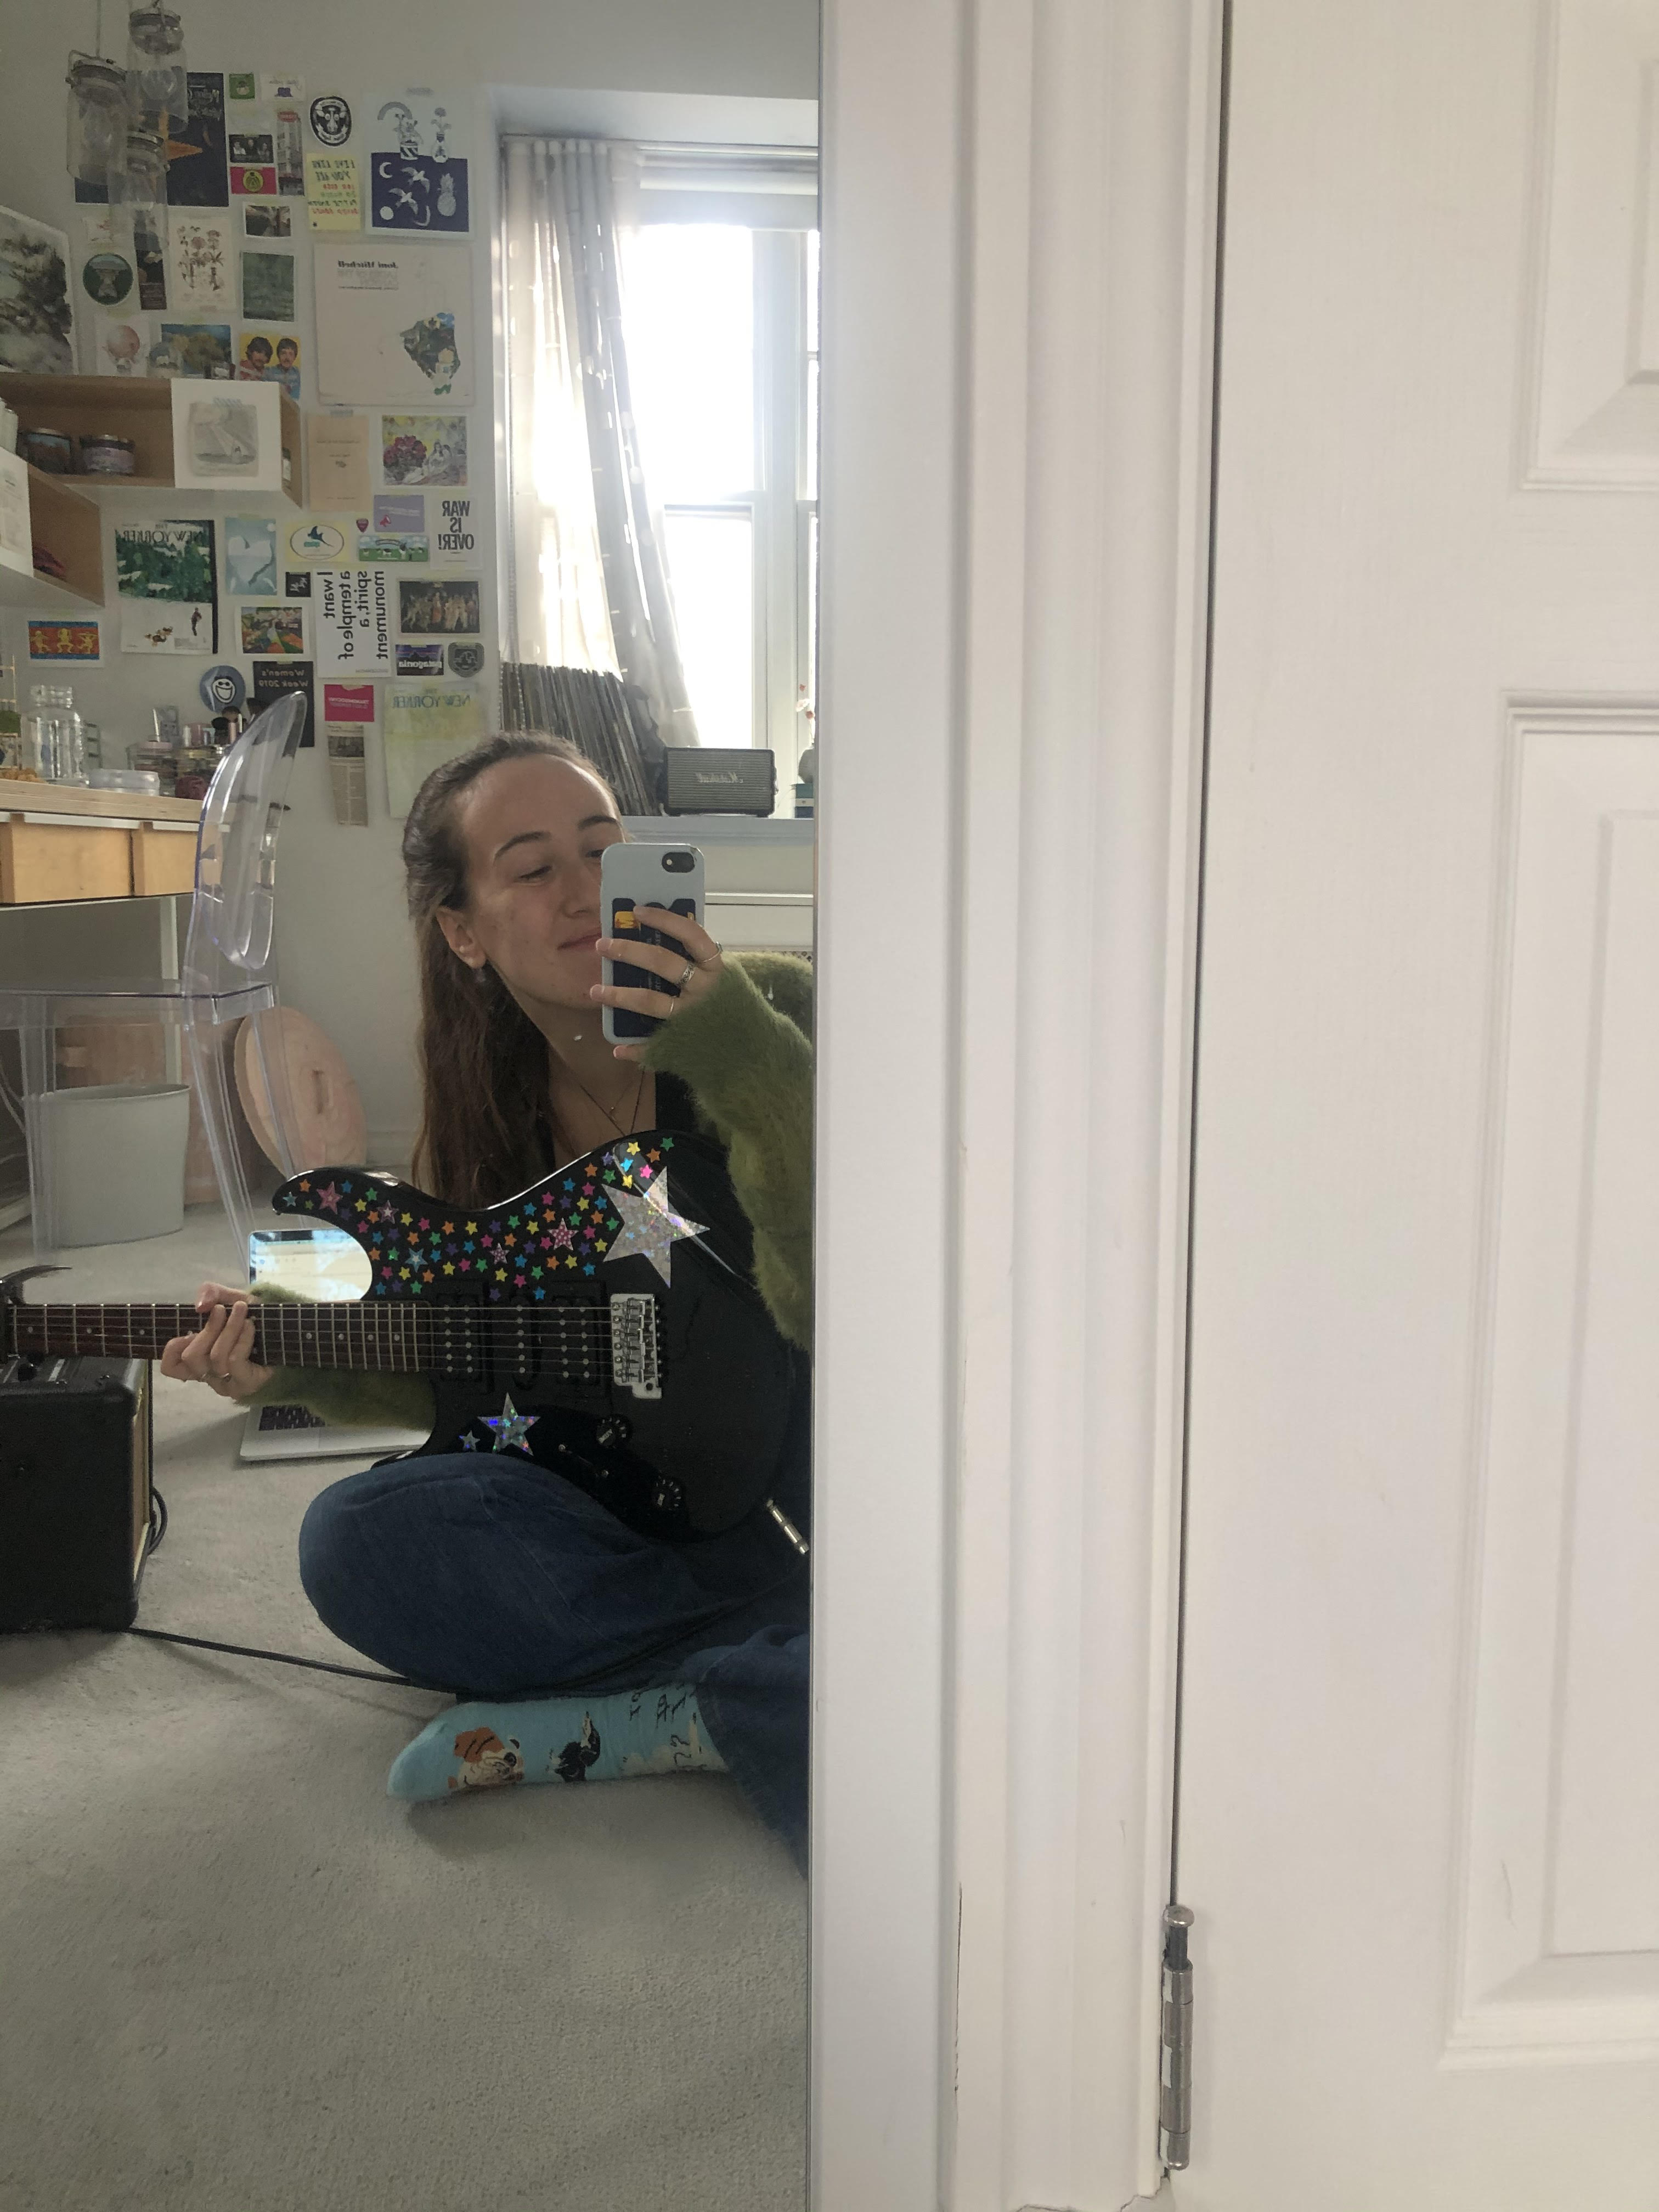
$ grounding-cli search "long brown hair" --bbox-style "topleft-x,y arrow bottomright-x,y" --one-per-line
402,731 -> 617,1204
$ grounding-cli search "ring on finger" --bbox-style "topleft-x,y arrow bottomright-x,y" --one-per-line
677,958 -> 696,988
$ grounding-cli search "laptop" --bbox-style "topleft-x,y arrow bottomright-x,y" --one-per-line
238,1227 -> 430,1464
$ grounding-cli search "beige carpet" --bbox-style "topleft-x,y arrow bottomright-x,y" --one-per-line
0,1211 -> 806,2212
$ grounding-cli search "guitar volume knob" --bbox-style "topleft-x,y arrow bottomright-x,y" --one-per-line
596,1415 -> 631,1449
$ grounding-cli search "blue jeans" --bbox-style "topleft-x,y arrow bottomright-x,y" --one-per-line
297,1454 -> 811,1870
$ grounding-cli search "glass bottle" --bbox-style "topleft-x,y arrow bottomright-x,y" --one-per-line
21,685 -> 58,777
0,655 -> 19,770
54,687 -> 88,783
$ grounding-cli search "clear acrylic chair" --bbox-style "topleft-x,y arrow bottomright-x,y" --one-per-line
0,693 -> 308,1276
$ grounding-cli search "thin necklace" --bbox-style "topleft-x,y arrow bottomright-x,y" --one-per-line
559,1057 -> 647,1138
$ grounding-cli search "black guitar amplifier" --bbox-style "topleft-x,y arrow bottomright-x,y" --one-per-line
0,1355 -> 153,1633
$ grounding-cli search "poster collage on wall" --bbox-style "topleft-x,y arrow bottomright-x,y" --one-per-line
0,70 -> 487,823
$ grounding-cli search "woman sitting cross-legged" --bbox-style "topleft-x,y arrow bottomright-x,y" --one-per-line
160,732 -> 813,1869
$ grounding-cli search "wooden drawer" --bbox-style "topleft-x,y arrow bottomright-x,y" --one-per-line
131,825 -> 197,898
0,819 -> 132,904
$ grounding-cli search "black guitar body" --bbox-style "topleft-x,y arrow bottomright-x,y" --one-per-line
273,1131 -> 805,1542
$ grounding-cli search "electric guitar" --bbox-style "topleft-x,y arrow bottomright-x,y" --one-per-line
0,1131 -> 809,1545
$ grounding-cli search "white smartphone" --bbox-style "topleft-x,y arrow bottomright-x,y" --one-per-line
600,842 -> 707,1044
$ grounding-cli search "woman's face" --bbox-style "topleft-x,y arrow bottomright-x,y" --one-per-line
437,755 -> 624,1015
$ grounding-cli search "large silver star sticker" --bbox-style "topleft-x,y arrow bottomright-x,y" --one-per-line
479,1392 -> 539,1454
601,1170 -> 707,1287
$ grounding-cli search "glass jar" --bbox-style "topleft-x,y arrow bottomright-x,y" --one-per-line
80,434 -> 136,476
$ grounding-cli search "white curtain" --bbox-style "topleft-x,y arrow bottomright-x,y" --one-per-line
500,136 -> 698,746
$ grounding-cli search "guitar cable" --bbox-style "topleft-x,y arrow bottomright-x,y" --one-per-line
121,1481 -> 809,1696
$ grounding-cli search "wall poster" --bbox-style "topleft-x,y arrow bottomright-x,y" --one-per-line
116,521 -> 218,655
313,244 -> 473,405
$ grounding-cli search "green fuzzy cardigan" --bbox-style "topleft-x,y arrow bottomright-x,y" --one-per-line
246,952 -> 814,1430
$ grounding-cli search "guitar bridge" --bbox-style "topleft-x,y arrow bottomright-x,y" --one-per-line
608,1294 -> 662,1400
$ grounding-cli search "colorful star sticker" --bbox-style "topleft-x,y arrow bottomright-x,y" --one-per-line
461,1432 -> 479,1451
317,1182 -> 342,1214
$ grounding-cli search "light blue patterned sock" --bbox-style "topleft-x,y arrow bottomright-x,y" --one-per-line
387,1684 -> 727,1801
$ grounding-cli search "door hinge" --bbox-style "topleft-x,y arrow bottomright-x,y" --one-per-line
1159,1903 -> 1194,2170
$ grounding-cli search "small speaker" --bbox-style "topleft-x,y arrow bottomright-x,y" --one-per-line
0,1356 -> 153,1633
659,747 -> 777,816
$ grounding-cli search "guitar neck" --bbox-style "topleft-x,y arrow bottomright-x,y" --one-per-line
9,1301 -> 456,1375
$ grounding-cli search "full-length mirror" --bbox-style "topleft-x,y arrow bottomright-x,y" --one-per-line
0,3 -> 819,2201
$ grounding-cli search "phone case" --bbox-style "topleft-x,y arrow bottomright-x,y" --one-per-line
600,843 -> 707,1044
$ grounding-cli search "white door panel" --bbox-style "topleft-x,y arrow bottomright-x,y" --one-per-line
1176,1 -> 1659,2202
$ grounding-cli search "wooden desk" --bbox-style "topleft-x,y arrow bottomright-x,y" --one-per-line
0,783 -> 201,906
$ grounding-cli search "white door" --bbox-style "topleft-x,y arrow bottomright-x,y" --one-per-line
1175,1 -> 1659,2203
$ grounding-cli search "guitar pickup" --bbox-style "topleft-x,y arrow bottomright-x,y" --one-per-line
608,1293 -> 662,1401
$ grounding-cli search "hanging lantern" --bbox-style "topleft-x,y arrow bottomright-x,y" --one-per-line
126,4 -> 186,135
112,123 -> 168,213
66,51 -> 130,191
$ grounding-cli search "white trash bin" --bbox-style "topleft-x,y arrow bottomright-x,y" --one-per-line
27,1082 -> 191,1248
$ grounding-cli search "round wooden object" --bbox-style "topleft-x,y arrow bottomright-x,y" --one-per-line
235,1007 -> 367,1170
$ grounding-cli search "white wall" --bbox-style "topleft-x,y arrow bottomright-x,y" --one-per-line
0,0 -> 816,1163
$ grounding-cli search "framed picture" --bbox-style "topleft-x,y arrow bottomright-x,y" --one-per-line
171,377 -> 287,491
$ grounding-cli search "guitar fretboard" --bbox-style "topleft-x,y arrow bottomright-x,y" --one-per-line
5,1300 -> 616,1383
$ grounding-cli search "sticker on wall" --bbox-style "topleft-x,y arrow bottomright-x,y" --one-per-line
380,413 -> 466,487
307,413 -> 371,506
227,74 -> 257,102
27,622 -> 100,663
236,328 -> 301,399
166,75 -> 229,209
224,516 -> 278,595
395,642 -> 443,676
231,160 -> 278,199
323,682 -> 376,722
314,244 -> 473,405
250,657 -> 315,748
357,493 -> 427,562
434,495 -> 474,555
309,95 -> 352,149
243,202 -> 291,239
273,108 -> 306,198
240,248 -> 295,322
284,570 -> 312,598
285,517 -> 355,566
447,642 -> 483,678
200,663 -> 247,714
116,520 -> 218,656
240,605 -> 305,656
382,682 -> 484,817
262,75 -> 305,106
313,567 -> 394,674
90,313 -> 149,377
81,246 -> 134,307
368,93 -> 467,163
167,216 -> 230,313
398,576 -> 479,636
304,155 -> 361,233
369,153 -> 469,236
134,207 -> 167,307
151,321 -> 232,377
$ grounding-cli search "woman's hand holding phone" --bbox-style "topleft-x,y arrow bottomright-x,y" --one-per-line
592,902 -> 726,1060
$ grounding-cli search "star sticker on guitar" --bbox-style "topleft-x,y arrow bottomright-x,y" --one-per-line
478,1393 -> 538,1454
601,1170 -> 707,1288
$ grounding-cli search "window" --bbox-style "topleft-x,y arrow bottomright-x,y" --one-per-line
624,156 -> 818,794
